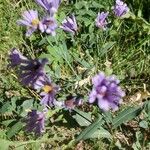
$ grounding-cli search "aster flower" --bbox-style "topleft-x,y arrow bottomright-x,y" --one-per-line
9,48 -> 28,67
9,49 -> 48,89
39,16 -> 57,35
89,72 -> 125,111
40,76 -> 60,106
95,12 -> 109,30
25,110 -> 45,135
17,10 -> 40,36
113,0 -> 129,17
60,14 -> 78,34
19,58 -> 48,89
35,0 -> 61,16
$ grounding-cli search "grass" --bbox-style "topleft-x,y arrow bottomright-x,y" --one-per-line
0,0 -> 150,149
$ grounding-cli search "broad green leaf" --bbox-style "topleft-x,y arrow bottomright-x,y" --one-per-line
90,127 -> 112,140
22,99 -> 34,110
139,120 -> 148,129
102,111 -> 113,123
91,1 -> 104,8
76,116 -> 105,141
73,109 -> 92,126
7,121 -> 24,138
75,1 -> 85,9
1,119 -> 16,127
0,130 -> 7,139
20,99 -> 34,117
0,102 -> 11,113
112,106 -> 142,128
0,139 -> 12,150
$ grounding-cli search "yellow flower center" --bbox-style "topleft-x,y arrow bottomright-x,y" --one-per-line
31,19 -> 39,26
43,85 -> 53,93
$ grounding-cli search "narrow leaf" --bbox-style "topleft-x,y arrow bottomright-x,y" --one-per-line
73,109 -> 92,127
76,116 -> 104,141
91,127 -> 112,140
112,106 -> 142,128
101,42 -> 115,56
7,121 -> 23,138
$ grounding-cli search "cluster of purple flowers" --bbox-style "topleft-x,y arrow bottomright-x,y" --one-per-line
9,48 -> 82,135
17,0 -> 78,36
17,0 -> 60,36
96,0 -> 129,30
10,0 -> 128,136
18,0 -> 129,36
10,50 -> 125,135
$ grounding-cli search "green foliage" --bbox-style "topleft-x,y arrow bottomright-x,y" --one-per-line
76,115 -> 111,141
0,0 -> 150,149
73,109 -> 92,126
7,121 -> 24,139
112,106 -> 142,128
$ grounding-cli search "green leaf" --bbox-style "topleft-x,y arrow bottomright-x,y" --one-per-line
20,99 -> 34,117
100,42 -> 116,56
91,1 -> 104,8
0,139 -> 12,150
112,106 -> 142,128
90,127 -> 112,140
1,119 -> 16,127
139,120 -> 148,129
7,121 -> 24,138
73,109 -> 92,127
76,116 -> 105,141
0,102 -> 11,113
73,53 -> 91,68
22,99 -> 34,110
102,111 -> 113,123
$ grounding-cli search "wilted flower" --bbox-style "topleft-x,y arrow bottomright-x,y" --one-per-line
9,49 -> 48,89
40,77 -> 60,106
35,0 -> 61,16
51,95 -> 82,110
64,95 -> 83,110
113,0 -> 129,17
25,110 -> 45,135
60,14 -> 78,34
39,16 -> 57,35
95,12 -> 109,30
17,10 -> 40,36
89,72 -> 125,111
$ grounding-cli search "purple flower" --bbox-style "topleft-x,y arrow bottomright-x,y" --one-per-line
60,15 -> 78,34
9,48 -> 28,67
40,77 -> 60,106
95,12 -> 109,30
89,72 -> 125,111
51,96 -> 83,110
9,49 -> 48,89
25,110 -> 45,135
35,0 -> 61,16
113,0 -> 129,17
17,10 -> 40,36
64,96 -> 83,110
39,16 -> 57,35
